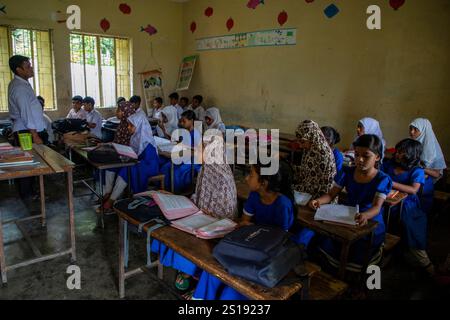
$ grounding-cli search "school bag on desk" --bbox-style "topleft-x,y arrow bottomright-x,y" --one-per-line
52,119 -> 89,134
212,225 -> 305,288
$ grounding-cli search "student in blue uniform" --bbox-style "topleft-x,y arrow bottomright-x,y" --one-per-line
321,126 -> 343,177
192,162 -> 311,300
409,118 -> 447,214
309,134 -> 392,272
160,110 -> 202,193
99,111 -> 159,212
381,138 -> 435,275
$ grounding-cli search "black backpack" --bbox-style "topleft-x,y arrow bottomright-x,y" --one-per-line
52,119 -> 89,134
87,144 -> 124,164
212,225 -> 304,288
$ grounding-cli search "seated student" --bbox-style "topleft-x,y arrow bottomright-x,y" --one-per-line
293,120 -> 337,199
129,95 -> 146,117
192,162 -> 299,300
180,97 -> 191,112
409,118 -> 447,213
321,126 -> 343,177
160,110 -> 202,193
150,97 -> 164,120
99,111 -> 159,212
381,139 -> 435,275
82,96 -> 103,139
309,134 -> 392,272
167,92 -> 183,119
354,117 -> 386,158
205,107 -> 226,135
152,135 -> 238,295
37,96 -> 54,145
156,106 -> 178,139
191,95 -> 206,124
113,101 -> 136,145
117,96 -> 126,106
66,95 -> 87,120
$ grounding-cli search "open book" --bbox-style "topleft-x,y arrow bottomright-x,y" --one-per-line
314,204 -> 359,226
150,192 -> 237,239
111,143 -> 138,159
294,191 -> 312,206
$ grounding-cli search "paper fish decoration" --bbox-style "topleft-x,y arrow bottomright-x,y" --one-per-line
305,0 -> 314,3
324,4 -> 340,18
190,21 -> 197,33
389,0 -> 405,10
141,24 -> 158,36
247,0 -> 264,10
119,3 -> 131,15
278,11 -> 288,26
100,18 -> 110,32
226,17 -> 234,31
0,5 -> 6,14
204,7 -> 213,17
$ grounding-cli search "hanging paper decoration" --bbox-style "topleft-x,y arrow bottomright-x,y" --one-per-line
204,7 -> 213,17
100,18 -> 110,32
119,3 -> 131,15
305,0 -> 314,3
389,0 -> 405,10
226,18 -> 234,31
141,24 -> 158,36
190,21 -> 197,33
278,11 -> 288,26
324,4 -> 340,18
0,4 -> 6,14
247,0 -> 264,10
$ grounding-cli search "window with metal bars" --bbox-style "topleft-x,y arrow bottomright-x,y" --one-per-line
70,33 -> 132,108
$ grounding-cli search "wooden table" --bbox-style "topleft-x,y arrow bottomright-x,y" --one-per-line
297,206 -> 378,280
115,208 -> 314,300
0,145 -> 76,284
70,146 -> 138,228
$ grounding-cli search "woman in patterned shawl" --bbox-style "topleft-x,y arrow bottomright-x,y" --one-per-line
114,101 -> 136,145
191,134 -> 238,219
293,120 -> 337,199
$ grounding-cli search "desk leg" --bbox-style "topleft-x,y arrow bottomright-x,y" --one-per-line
0,210 -> 7,284
67,171 -> 76,262
386,206 -> 392,233
338,243 -> 350,280
118,216 -> 125,299
98,169 -> 104,229
39,175 -> 46,227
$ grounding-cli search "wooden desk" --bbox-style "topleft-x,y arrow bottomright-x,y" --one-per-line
297,206 -> 378,279
0,145 -> 76,284
115,208 -> 309,300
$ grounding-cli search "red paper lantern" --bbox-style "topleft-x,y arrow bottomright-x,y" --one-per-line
100,18 -> 110,32
119,3 -> 131,14
278,11 -> 288,26
389,0 -> 405,10
204,7 -> 213,17
226,17 -> 234,31
190,21 -> 197,33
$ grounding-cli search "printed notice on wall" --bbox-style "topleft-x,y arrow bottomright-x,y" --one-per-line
196,28 -> 297,51
175,55 -> 198,91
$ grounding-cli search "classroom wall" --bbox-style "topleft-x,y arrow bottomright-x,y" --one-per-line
0,0 -> 184,119
181,0 -> 450,159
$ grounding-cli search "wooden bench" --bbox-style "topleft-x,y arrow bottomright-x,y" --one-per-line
309,270 -> 349,300
434,190 -> 450,202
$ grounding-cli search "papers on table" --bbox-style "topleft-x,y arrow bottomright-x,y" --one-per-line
294,191 -> 312,206
112,143 -> 138,159
314,204 -> 359,226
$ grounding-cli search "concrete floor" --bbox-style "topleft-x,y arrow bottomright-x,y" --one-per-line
0,173 -> 449,300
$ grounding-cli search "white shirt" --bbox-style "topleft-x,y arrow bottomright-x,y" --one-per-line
8,75 -> 45,132
171,104 -> 183,119
136,107 -> 147,118
43,113 -> 54,143
67,108 -> 87,120
85,109 -> 103,139
193,106 -> 206,123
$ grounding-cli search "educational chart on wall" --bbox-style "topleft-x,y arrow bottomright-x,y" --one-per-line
196,28 -> 296,51
140,69 -> 164,114
175,55 -> 198,91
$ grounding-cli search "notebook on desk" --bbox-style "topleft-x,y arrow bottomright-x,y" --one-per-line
0,148 -> 33,163
314,204 -> 359,226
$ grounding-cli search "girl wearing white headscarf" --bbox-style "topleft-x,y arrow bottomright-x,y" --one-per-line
409,118 -> 447,213
100,112 -> 159,212
205,107 -> 226,135
354,117 -> 386,159
157,106 -> 179,139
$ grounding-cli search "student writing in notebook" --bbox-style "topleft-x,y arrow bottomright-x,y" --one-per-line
151,135 -> 238,296
98,111 -> 159,213
381,138 -> 435,275
309,134 -> 393,273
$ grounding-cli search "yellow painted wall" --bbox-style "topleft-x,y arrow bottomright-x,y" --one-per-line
0,0 -> 184,119
181,0 -> 450,158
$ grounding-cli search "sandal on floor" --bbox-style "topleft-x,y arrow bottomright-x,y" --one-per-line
181,289 -> 195,300
175,273 -> 191,291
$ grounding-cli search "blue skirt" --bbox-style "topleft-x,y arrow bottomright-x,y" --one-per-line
420,176 -> 434,214
193,271 -> 248,300
160,161 -> 201,193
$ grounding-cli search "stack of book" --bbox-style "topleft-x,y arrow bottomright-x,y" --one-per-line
0,146 -> 37,168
